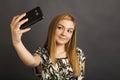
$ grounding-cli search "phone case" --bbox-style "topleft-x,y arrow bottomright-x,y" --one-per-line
20,6 -> 44,29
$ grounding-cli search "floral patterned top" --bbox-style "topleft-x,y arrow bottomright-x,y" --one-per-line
33,47 -> 86,80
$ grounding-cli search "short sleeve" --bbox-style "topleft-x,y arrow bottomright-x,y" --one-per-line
76,47 -> 86,64
33,47 -> 49,77
35,47 -> 49,63
76,47 -> 86,80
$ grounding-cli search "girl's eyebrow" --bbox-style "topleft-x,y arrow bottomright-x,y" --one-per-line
57,24 -> 74,30
57,24 -> 64,27
69,28 -> 74,30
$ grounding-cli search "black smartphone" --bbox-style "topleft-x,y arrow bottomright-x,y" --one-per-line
20,6 -> 44,29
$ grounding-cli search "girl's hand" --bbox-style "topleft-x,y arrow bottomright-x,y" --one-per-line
10,13 -> 31,44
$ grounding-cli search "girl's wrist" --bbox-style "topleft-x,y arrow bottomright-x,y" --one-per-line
12,40 -> 22,46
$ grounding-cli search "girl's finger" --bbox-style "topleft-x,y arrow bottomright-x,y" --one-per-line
10,15 -> 19,27
21,28 -> 31,33
16,18 -> 28,29
14,13 -> 26,23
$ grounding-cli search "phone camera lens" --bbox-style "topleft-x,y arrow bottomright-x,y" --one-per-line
35,10 -> 39,16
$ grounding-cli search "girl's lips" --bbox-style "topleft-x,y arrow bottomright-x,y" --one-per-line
59,37 -> 67,40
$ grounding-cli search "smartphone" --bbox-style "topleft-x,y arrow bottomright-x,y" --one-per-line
20,6 -> 44,29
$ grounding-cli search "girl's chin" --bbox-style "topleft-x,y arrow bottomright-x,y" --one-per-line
56,41 -> 67,45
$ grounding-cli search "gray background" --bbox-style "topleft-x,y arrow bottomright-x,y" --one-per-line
0,0 -> 120,80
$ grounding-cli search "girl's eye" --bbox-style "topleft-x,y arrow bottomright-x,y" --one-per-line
57,25 -> 63,30
58,26 -> 62,29
68,29 -> 73,33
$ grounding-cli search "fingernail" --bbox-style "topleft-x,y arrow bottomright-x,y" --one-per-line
28,28 -> 31,30
26,18 -> 28,21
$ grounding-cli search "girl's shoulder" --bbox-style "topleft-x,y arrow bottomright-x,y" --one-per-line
76,47 -> 86,61
35,47 -> 49,60
35,47 -> 48,53
76,47 -> 84,55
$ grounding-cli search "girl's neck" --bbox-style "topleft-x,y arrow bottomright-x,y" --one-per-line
55,45 -> 66,58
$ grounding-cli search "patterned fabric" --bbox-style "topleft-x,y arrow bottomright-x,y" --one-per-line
34,47 -> 86,80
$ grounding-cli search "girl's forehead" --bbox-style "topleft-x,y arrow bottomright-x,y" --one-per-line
57,20 -> 74,28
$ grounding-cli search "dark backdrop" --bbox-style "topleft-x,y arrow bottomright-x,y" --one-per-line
0,0 -> 120,80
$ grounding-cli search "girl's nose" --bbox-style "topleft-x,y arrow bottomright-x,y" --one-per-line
61,30 -> 67,36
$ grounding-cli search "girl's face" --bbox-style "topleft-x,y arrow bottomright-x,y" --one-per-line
55,20 -> 74,45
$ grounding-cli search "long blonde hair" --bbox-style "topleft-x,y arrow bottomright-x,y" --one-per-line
44,13 -> 81,76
